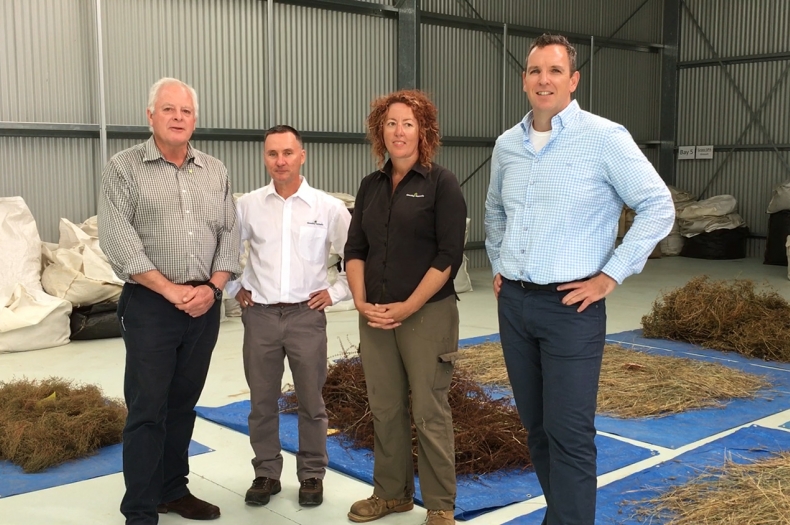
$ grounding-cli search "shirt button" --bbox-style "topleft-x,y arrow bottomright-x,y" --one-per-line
190,254 -> 195,257
182,189 -> 187,193
520,250 -> 525,254
185,210 -> 191,213
188,232 -> 193,235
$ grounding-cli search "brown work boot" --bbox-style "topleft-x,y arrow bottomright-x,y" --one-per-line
298,477 -> 323,506
245,476 -> 281,506
157,493 -> 220,520
425,509 -> 455,525
348,494 -> 414,522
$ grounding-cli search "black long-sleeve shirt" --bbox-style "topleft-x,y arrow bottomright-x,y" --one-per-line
345,160 -> 467,304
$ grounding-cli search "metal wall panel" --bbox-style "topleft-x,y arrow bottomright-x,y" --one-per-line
0,137 -> 99,242
591,48 -> 661,143
421,25 -> 501,137
102,0 -> 268,128
465,248 -> 490,269
675,151 -> 790,239
677,60 -> 790,145
680,0 -> 790,62
273,4 -> 396,132
0,0 -> 97,123
433,146 -> 493,247
422,0 -> 661,43
298,143 -> 378,195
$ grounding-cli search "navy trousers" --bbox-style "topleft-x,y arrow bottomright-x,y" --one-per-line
498,278 -> 606,525
117,284 -> 221,525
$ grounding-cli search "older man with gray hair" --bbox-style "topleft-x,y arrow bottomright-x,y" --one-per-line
98,77 -> 241,525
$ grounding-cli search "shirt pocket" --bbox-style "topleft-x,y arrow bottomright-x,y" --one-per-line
298,225 -> 328,263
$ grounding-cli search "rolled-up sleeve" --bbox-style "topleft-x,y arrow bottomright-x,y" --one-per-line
344,177 -> 370,263
211,171 -> 242,279
431,169 -> 467,278
97,159 -> 156,282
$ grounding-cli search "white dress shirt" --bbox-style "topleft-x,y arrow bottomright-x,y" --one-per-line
225,177 -> 352,305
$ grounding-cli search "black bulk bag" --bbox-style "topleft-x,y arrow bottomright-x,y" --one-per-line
680,226 -> 749,260
764,210 -> 790,266
70,301 -> 122,340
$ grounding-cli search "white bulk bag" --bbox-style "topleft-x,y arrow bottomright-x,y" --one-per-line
678,195 -> 737,219
767,181 -> 790,214
41,217 -> 124,307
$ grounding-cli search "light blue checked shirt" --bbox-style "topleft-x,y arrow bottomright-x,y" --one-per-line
485,100 -> 674,285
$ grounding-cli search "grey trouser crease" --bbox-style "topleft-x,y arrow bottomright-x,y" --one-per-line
242,302 -> 328,481
359,294 -> 459,511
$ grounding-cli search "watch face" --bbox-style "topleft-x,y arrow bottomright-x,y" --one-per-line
214,288 -> 223,301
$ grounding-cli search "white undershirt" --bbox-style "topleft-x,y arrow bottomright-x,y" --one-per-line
529,125 -> 552,153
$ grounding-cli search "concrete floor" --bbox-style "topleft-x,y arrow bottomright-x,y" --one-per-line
1,257 -> 789,525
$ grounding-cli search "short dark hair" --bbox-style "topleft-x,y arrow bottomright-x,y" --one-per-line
526,34 -> 577,73
264,125 -> 303,147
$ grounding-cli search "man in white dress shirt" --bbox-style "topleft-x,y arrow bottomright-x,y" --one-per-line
225,125 -> 351,509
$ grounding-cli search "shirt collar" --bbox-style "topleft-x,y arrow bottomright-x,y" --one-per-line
142,136 -> 203,168
520,99 -> 581,136
263,176 -> 315,207
380,159 -> 429,178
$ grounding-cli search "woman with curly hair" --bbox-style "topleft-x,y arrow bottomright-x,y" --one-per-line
344,90 -> 467,525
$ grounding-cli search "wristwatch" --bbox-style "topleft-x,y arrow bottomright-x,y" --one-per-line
204,282 -> 223,302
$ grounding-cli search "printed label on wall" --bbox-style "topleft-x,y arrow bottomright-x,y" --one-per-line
696,145 -> 714,159
678,146 -> 696,160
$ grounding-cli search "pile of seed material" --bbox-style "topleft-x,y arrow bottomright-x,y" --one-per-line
455,342 -> 769,418
0,378 -> 126,472
280,355 -> 531,475
642,276 -> 790,362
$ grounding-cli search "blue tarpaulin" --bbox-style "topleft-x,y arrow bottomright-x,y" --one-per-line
598,330 -> 790,448
461,331 -> 790,449
0,440 -> 212,498
504,425 -> 790,525
196,401 -> 654,520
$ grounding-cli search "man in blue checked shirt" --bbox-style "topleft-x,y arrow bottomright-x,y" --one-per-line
485,34 -> 674,525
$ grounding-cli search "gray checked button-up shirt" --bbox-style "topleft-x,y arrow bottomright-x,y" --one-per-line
98,137 -> 241,284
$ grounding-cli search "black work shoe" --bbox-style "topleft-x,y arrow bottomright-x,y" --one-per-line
298,478 -> 323,506
245,477 -> 281,506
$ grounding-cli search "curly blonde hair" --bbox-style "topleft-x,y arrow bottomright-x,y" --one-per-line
366,90 -> 441,168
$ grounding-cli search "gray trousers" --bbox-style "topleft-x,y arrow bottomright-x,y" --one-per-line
242,303 -> 328,481
359,295 -> 459,511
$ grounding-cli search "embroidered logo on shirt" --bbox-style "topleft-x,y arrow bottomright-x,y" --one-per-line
405,193 -> 425,198
307,220 -> 325,226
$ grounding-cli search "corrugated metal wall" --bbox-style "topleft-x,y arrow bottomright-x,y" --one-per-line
2,0 -> 666,268
0,0 -> 97,123
273,4 -> 396,131
0,137 -> 99,240
676,0 -> 790,254
103,0 -> 269,128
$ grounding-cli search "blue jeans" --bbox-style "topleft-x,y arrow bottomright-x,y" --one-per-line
117,284 -> 220,525
498,278 -> 606,525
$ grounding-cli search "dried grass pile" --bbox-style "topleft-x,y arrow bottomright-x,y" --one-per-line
0,378 -> 126,472
281,355 -> 531,475
456,342 -> 770,418
642,276 -> 790,362
636,452 -> 790,524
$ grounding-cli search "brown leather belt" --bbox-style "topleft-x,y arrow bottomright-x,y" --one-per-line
265,301 -> 309,308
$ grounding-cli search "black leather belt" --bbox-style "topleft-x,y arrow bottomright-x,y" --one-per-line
183,280 -> 208,287
502,277 -> 561,292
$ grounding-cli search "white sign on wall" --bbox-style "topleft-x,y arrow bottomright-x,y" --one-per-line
678,146 -> 696,160
696,145 -> 714,159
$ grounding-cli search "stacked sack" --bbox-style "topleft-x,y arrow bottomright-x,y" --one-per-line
659,186 -> 697,256
764,180 -> 790,266
41,216 -> 125,339
0,197 -> 72,352
678,195 -> 748,259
